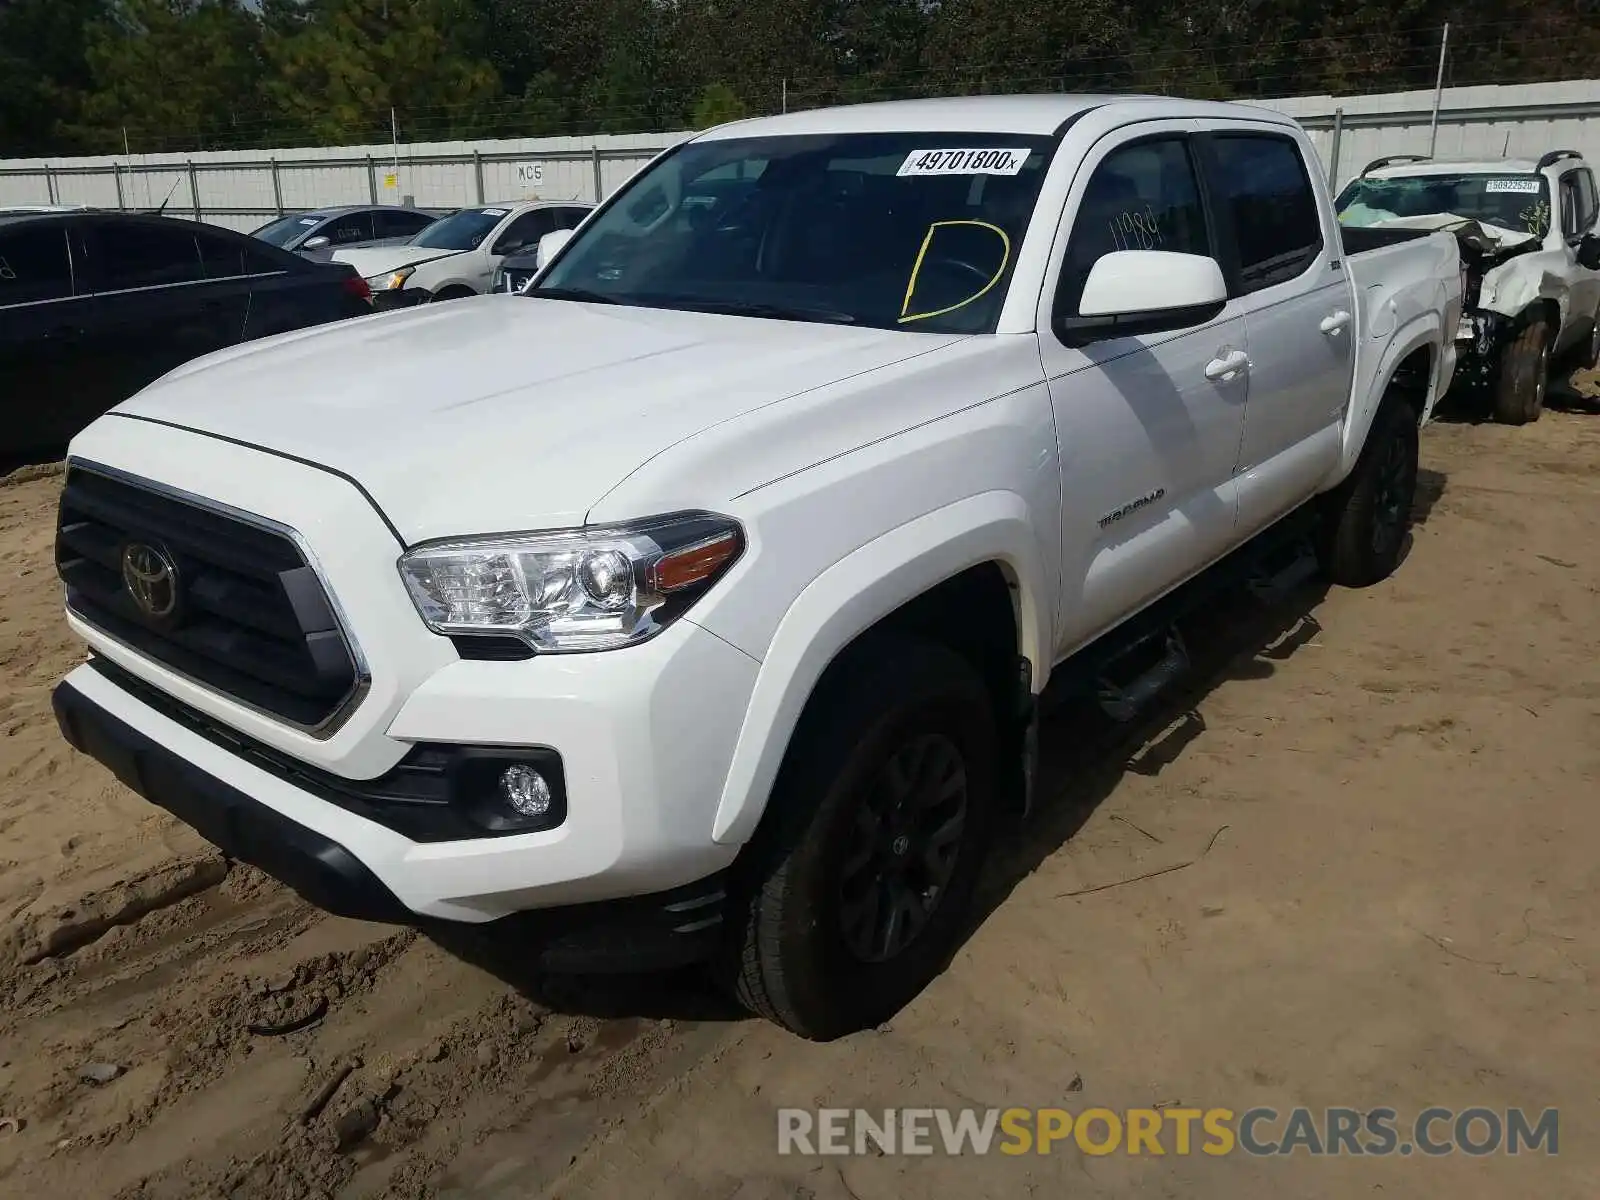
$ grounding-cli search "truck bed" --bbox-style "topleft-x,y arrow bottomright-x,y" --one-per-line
1340,224 -> 1439,255
1343,225 -> 1463,429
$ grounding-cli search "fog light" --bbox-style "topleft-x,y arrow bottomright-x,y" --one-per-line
499,764 -> 552,817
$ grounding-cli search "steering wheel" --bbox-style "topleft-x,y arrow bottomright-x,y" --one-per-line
920,256 -> 996,290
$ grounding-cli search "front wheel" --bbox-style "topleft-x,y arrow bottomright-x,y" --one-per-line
1317,399 -> 1419,588
724,636 -> 996,1040
1580,312 -> 1600,372
1493,318 -> 1551,424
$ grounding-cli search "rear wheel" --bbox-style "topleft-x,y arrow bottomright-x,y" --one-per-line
1317,399 -> 1419,588
724,636 -> 996,1040
1493,318 -> 1551,424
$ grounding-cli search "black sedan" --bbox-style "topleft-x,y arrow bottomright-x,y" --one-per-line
0,210 -> 374,458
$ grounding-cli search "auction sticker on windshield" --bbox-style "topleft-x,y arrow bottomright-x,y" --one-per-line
1484,179 -> 1542,194
898,148 -> 1031,177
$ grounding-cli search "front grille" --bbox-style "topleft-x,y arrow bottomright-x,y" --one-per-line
56,465 -> 363,731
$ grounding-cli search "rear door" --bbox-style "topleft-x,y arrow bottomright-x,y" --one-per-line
1195,128 -> 1352,537
1035,123 -> 1249,653
237,237 -> 365,339
77,217 -> 250,405
0,219 -> 96,453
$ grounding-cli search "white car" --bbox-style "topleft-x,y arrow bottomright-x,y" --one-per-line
334,200 -> 594,302
1337,151 -> 1600,423
53,95 -> 1462,1040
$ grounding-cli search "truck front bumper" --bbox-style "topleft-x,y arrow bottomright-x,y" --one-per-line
53,607 -> 756,937
53,664 -> 741,969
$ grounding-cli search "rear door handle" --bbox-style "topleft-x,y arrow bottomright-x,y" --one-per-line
1320,310 -> 1352,335
1204,349 -> 1249,381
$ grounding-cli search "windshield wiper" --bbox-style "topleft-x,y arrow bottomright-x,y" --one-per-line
649,298 -> 858,325
525,285 -> 622,304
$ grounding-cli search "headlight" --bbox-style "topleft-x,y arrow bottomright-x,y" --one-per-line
398,513 -> 744,653
366,266 -> 416,291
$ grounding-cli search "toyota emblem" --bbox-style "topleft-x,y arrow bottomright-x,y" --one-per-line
121,542 -> 180,622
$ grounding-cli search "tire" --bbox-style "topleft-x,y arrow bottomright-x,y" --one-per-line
1581,313 -> 1600,372
431,286 -> 476,302
1317,399 -> 1419,588
1492,318 -> 1551,425
724,635 -> 997,1041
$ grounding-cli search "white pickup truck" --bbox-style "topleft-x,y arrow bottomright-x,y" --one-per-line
52,95 -> 1462,1040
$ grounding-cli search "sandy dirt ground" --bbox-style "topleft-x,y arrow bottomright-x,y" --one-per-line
0,374 -> 1596,1199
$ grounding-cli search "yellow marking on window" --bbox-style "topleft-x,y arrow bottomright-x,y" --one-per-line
898,219 -> 1012,324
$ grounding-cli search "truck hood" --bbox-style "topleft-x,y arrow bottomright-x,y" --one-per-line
115,298 -> 961,543
331,244 -> 465,278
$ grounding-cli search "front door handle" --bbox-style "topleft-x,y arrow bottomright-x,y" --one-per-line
1320,310 -> 1352,335
1204,349 -> 1249,382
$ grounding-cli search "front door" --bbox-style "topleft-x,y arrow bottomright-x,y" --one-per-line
0,220 -> 96,454
1035,125 -> 1248,655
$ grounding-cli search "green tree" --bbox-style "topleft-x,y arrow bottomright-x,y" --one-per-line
0,0 -> 107,155
691,82 -> 747,129
261,0 -> 499,145
65,0 -> 266,153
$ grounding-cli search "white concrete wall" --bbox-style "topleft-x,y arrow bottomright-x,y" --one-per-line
1259,78 -> 1600,191
2,80 -> 1596,230
0,132 -> 686,231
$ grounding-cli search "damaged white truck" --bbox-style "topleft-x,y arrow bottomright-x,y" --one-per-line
1338,150 -> 1600,424
54,96 -> 1463,1039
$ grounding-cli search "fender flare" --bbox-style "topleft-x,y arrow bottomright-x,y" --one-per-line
707,490 -> 1052,846
1335,313 -> 1441,484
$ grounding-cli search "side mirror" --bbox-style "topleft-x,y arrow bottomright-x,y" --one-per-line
302,235 -> 331,250
1578,233 -> 1600,271
1061,250 -> 1228,345
535,228 -> 574,270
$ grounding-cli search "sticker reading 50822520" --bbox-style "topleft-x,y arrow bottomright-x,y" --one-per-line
1484,178 -> 1541,195
898,148 -> 1031,177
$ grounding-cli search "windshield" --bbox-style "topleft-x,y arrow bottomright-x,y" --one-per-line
536,132 -> 1056,332
411,208 -> 507,250
254,213 -> 322,247
1336,173 -> 1552,237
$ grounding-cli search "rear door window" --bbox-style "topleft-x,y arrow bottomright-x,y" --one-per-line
1204,135 -> 1323,292
91,221 -> 204,291
0,224 -> 75,306
326,212 -> 375,245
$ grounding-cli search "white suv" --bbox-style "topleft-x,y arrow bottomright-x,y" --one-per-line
1337,150 -> 1600,423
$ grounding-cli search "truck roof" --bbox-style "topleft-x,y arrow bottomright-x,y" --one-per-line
695,94 -> 1297,140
